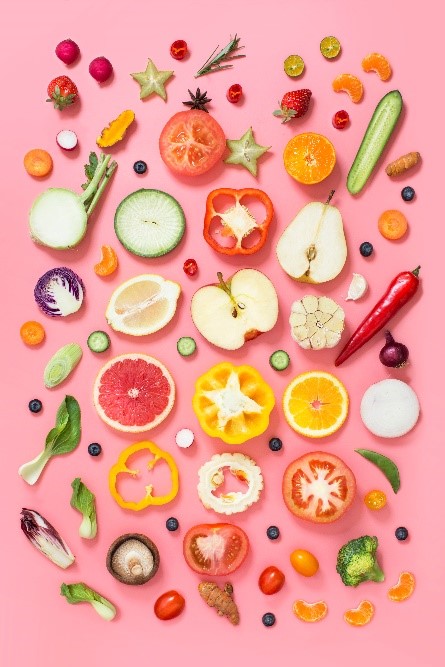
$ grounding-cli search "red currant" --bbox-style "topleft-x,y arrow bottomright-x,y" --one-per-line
332,110 -> 350,129
170,40 -> 188,60
227,84 -> 243,103
183,258 -> 198,276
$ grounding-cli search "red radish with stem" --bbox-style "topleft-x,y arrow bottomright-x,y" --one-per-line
55,39 -> 80,65
89,57 -> 113,82
56,130 -> 78,151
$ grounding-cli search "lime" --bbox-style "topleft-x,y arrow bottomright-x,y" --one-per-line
320,36 -> 341,59
284,54 -> 305,77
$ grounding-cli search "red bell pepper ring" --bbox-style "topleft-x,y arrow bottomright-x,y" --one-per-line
203,188 -> 274,255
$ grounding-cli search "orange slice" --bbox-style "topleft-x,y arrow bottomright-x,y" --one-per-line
387,571 -> 415,601
362,53 -> 392,81
344,600 -> 375,626
283,132 -> 336,185
293,599 -> 328,622
332,74 -> 364,103
94,245 -> 118,276
283,371 -> 349,438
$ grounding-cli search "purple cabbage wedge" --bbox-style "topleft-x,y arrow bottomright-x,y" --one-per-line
34,267 -> 84,317
21,508 -> 75,569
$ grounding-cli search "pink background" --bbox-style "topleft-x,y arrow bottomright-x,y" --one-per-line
1,0 -> 441,665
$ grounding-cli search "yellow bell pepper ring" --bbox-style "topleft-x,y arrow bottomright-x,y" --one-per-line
192,362 -> 275,445
109,441 -> 179,511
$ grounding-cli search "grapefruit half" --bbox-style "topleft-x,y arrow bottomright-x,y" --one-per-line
93,353 -> 175,432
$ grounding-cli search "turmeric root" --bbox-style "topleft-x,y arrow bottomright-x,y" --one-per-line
385,152 -> 421,176
198,582 -> 240,625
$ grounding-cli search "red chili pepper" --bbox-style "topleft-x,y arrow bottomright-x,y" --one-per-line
203,188 -> 274,256
335,266 -> 420,366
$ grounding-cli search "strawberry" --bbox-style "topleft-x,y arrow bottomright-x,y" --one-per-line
46,76 -> 78,110
273,89 -> 312,123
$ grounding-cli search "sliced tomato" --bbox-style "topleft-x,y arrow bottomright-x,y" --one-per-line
282,452 -> 356,524
159,110 -> 226,176
183,523 -> 249,575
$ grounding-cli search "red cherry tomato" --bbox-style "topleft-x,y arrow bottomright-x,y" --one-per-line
154,590 -> 185,620
183,258 -> 198,276
258,566 -> 285,595
170,40 -> 188,60
227,84 -> 243,103
332,110 -> 350,129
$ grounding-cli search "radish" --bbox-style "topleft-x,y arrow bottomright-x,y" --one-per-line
56,129 -> 78,151
55,39 -> 80,65
29,152 -> 117,249
89,57 -> 113,83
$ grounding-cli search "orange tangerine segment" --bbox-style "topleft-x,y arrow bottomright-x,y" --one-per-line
283,132 -> 336,185
388,571 -> 415,601
362,53 -> 392,81
332,74 -> 364,103
283,371 -> 349,438
94,245 -> 119,276
293,599 -> 328,622
344,600 -> 375,626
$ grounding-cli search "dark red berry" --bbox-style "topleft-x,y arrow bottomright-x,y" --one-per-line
332,110 -> 350,129
227,84 -> 243,103
170,40 -> 188,60
183,258 -> 198,276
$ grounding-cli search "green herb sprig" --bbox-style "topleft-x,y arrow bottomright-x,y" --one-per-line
195,35 -> 245,78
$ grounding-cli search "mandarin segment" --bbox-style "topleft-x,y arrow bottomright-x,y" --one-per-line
332,74 -> 364,103
283,132 -> 336,185
344,600 -> 375,626
293,599 -> 328,622
387,571 -> 415,601
362,53 -> 392,81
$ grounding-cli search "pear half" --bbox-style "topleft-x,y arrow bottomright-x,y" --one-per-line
191,269 -> 279,350
276,199 -> 347,283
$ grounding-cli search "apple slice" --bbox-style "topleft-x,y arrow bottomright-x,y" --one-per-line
276,191 -> 347,284
191,269 -> 279,350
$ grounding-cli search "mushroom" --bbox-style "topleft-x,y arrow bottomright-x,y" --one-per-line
106,533 -> 160,585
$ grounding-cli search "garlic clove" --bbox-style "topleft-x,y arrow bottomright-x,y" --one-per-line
346,273 -> 368,301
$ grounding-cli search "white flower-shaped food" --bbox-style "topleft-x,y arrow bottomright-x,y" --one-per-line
289,295 -> 345,350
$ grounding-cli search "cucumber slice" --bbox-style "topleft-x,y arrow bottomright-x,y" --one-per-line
347,90 -> 403,195
269,350 -> 290,371
87,331 -> 111,353
177,336 -> 196,356
114,189 -> 185,257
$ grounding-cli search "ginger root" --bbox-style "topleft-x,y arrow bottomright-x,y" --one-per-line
198,582 -> 240,625
385,152 -> 421,176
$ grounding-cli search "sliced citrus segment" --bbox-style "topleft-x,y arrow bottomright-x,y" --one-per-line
283,133 -> 336,185
293,599 -> 328,622
93,353 -> 175,432
94,245 -> 118,276
362,53 -> 392,81
106,274 -> 181,336
332,74 -> 364,103
387,571 -> 415,601
283,371 -> 348,438
320,36 -> 341,59
344,600 -> 375,626
284,55 -> 305,77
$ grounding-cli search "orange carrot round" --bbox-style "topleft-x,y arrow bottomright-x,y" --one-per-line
94,245 -> 118,276
20,321 -> 46,345
24,149 -> 53,177
378,209 -> 408,240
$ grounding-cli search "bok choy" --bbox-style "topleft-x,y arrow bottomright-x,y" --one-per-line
60,583 -> 117,621
70,478 -> 97,539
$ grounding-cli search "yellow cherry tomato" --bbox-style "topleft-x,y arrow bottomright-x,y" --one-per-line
364,490 -> 387,511
290,549 -> 319,577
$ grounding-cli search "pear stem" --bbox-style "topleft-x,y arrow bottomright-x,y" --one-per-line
325,190 -> 335,205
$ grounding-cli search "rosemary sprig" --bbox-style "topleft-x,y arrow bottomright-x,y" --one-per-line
195,35 -> 246,78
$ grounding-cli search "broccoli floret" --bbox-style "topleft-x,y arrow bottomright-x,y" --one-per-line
336,536 -> 385,587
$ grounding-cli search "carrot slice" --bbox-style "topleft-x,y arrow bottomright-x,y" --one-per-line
94,245 -> 118,276
378,209 -> 408,240
20,321 -> 45,345
24,149 -> 53,177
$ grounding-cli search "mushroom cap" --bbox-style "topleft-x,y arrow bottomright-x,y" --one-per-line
106,533 -> 160,585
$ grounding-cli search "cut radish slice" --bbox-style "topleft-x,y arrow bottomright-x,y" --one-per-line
56,130 -> 78,151
175,428 -> 195,448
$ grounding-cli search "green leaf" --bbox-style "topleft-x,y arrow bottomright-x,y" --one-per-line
70,478 -> 97,539
47,396 -> 81,457
355,449 -> 401,493
60,582 -> 116,621
81,152 -> 99,190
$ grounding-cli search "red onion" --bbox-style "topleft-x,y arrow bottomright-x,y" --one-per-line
379,331 -> 409,368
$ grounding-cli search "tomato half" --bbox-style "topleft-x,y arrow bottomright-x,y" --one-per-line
159,110 -> 226,176
282,452 -> 356,524
183,523 -> 249,576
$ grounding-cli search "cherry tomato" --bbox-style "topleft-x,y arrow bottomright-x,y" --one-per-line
364,490 -> 387,510
154,590 -> 185,620
170,40 -> 188,60
290,549 -> 319,577
258,566 -> 285,595
183,258 -> 198,276
227,84 -> 243,103
332,110 -> 350,129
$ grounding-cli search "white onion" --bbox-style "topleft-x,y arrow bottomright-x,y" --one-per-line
360,379 -> 420,438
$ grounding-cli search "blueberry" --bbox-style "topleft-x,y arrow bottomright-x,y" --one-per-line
266,526 -> 280,540
88,443 -> 102,457
133,160 -> 147,174
28,399 -> 42,413
401,186 -> 415,202
166,517 -> 179,531
360,241 -> 374,257
268,437 -> 282,452
262,613 -> 276,627
395,526 -> 409,541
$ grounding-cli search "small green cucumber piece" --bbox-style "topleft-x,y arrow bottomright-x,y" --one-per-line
347,90 -> 403,195
114,188 -> 185,257
177,336 -> 197,356
355,448 -> 401,493
44,343 -> 83,388
269,350 -> 290,371
87,331 -> 111,353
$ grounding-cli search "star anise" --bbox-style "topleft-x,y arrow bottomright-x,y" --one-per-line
182,88 -> 212,112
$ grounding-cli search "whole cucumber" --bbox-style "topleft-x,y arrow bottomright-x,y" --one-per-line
347,90 -> 403,195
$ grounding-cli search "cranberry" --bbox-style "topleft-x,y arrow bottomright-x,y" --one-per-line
170,40 -> 188,60
332,110 -> 350,129
227,84 -> 243,103
183,258 -> 198,276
